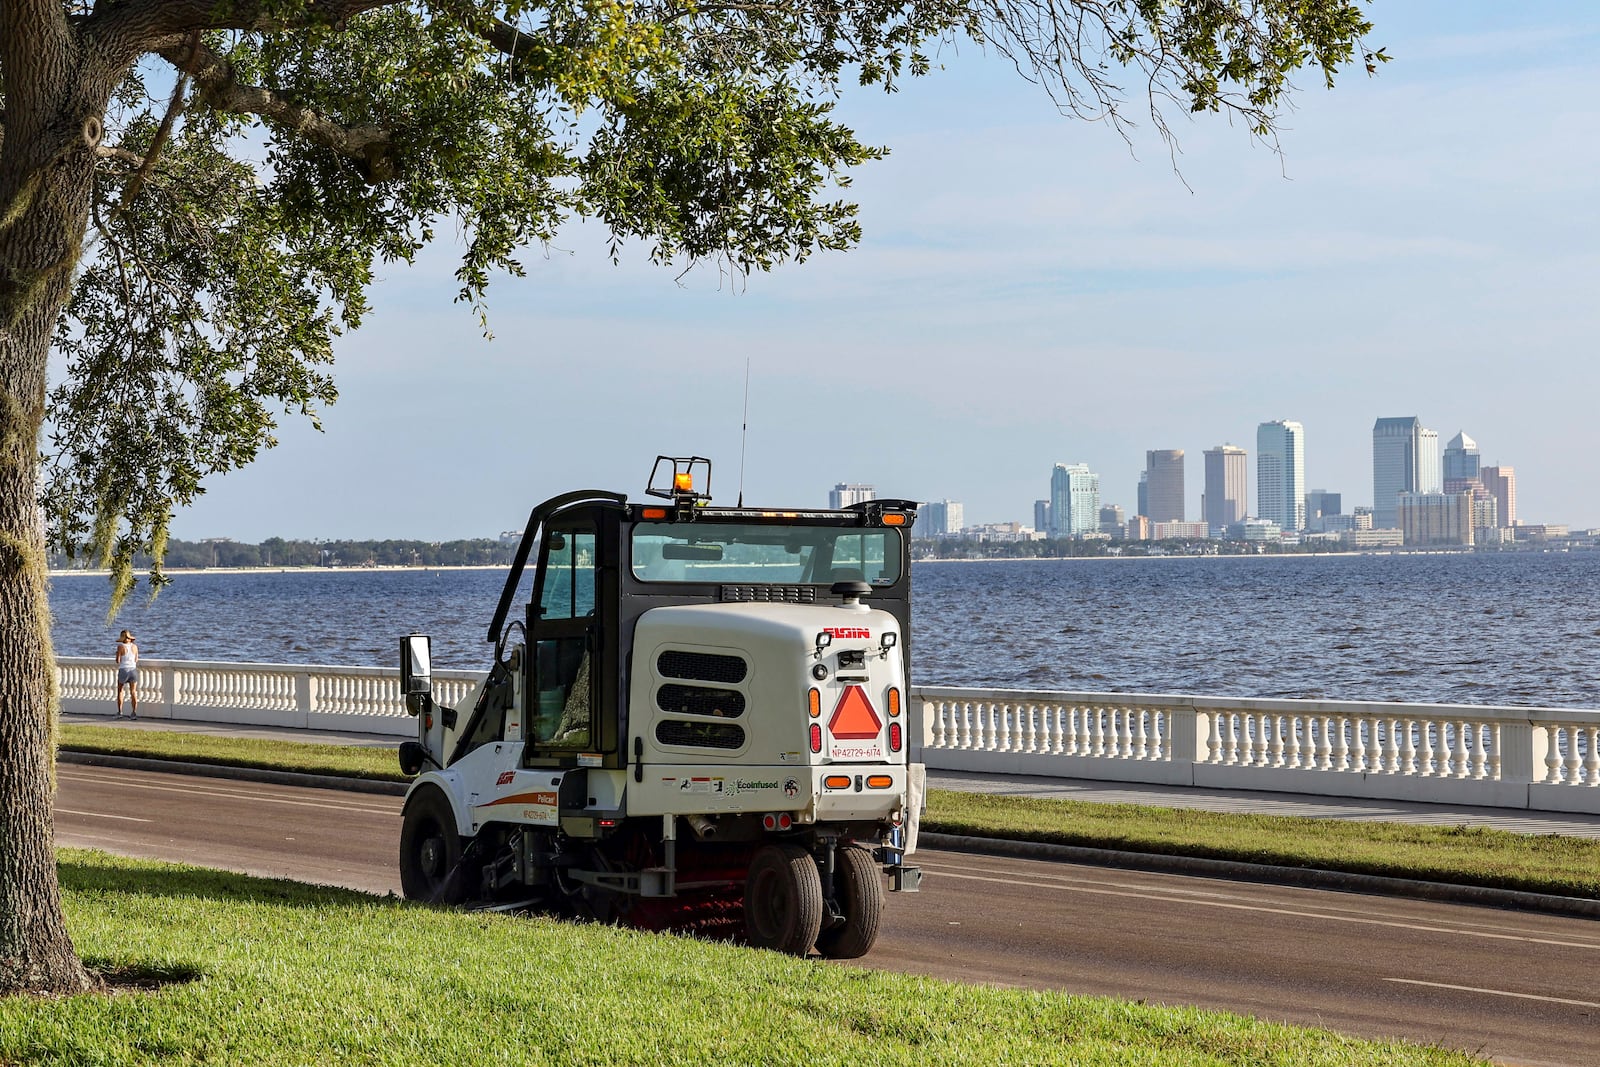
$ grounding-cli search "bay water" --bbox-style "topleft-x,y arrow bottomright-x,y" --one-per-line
48,552 -> 1600,709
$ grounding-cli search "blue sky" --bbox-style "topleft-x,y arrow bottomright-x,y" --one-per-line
157,2 -> 1600,540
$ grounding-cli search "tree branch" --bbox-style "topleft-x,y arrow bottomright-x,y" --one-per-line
155,37 -> 398,182
90,0 -> 398,61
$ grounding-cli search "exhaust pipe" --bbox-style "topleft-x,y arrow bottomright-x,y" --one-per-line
685,814 -> 718,839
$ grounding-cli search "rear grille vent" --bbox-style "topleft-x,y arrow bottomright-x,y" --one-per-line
656,721 -> 746,750
721,585 -> 816,604
657,650 -> 747,684
657,684 -> 746,719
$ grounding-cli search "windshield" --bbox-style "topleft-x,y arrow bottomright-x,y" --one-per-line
630,523 -> 903,586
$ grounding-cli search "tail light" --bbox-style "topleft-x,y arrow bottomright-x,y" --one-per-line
809,723 -> 822,753
889,722 -> 902,752
807,688 -> 821,717
866,775 -> 893,789
824,775 -> 852,789
888,687 -> 901,718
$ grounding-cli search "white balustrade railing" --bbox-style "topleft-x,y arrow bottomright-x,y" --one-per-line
912,686 -> 1600,815
56,657 -> 481,737
54,658 -> 1600,815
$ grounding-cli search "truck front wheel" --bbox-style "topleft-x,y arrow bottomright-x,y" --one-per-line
815,844 -> 886,959
744,844 -> 823,956
400,788 -> 471,905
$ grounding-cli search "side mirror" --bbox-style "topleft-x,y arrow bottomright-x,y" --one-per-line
400,633 -> 432,715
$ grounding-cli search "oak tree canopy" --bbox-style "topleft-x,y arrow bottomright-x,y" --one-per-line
0,0 -> 1378,993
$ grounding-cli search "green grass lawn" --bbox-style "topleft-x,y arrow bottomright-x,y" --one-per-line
58,724 -> 1600,899
0,852 -> 1486,1067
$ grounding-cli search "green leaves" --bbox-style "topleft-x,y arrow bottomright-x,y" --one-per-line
36,0 -> 1378,597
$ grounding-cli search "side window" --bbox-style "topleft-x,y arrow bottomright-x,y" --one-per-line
532,636 -> 592,747
539,530 -> 596,620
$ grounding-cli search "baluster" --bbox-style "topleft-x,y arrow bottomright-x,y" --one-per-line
1150,709 -> 1165,760
1476,723 -> 1494,779
1094,706 -> 1109,757
994,702 -> 1010,752
1400,718 -> 1417,775
929,701 -> 946,749
1348,717 -> 1368,772
1315,716 -> 1332,770
1206,711 -> 1223,764
956,701 -> 972,750
1583,726 -> 1599,787
1047,703 -> 1064,754
1545,724 -> 1565,784
1251,714 -> 1268,767
1267,715 -> 1285,767
1450,720 -> 1468,778
1328,716 -> 1347,770
1417,719 -> 1435,777
1222,712 -> 1240,765
1564,725 -> 1583,785
1381,718 -> 1401,773
1118,709 -> 1134,759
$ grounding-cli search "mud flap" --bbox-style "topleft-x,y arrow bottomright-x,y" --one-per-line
904,762 -> 925,855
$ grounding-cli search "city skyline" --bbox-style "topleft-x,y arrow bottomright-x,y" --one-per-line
148,6 -> 1600,542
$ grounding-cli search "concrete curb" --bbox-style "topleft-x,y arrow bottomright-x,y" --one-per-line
61,752 -> 1600,921
920,831 -> 1600,921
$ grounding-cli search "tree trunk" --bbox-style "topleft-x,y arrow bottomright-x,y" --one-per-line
0,11 -> 123,996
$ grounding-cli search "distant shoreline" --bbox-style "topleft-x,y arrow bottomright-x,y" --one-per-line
49,564 -> 506,578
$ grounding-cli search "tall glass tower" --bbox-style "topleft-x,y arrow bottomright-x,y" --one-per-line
1256,421 -> 1305,531
1049,463 -> 1100,537
1443,431 -> 1481,490
1372,416 -> 1438,529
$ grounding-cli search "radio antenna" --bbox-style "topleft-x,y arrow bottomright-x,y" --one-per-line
737,358 -> 751,507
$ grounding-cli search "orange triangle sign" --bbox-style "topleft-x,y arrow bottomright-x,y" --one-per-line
828,685 -> 883,740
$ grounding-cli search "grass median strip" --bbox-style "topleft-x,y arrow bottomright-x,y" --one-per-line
4,851 -> 1485,1067
924,791 -> 1600,900
60,724 -> 405,782
59,724 -> 1600,900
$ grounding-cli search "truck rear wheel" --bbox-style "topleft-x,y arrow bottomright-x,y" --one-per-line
400,788 -> 471,904
816,844 -> 885,959
744,844 -> 823,956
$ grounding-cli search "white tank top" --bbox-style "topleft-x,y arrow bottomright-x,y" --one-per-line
117,643 -> 138,669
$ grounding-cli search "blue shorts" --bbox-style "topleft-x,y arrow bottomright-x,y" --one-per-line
117,667 -> 139,686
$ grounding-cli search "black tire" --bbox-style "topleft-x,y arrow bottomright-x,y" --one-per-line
815,844 -> 886,959
743,843 -> 823,956
399,788 -> 471,904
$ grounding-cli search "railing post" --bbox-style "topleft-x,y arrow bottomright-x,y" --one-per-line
1168,707 -> 1203,765
295,670 -> 314,728
159,662 -> 178,719
1496,722 -> 1547,784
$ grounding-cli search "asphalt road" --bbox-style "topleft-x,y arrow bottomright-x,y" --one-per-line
56,764 -> 1600,1067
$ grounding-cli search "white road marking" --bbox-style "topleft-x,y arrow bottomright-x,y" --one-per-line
1383,978 -> 1600,1009
56,808 -> 151,823
922,865 -> 1600,952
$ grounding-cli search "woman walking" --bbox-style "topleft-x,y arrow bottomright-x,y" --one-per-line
115,630 -> 139,719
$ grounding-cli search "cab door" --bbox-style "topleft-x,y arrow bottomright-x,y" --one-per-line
523,507 -> 619,765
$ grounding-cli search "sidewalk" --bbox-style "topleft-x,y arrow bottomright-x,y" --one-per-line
62,712 -> 1600,838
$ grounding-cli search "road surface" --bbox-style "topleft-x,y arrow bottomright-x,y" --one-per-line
56,764 -> 1600,1067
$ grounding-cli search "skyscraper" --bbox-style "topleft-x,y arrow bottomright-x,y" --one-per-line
1144,450 -> 1184,523
1202,445 -> 1248,536
1372,417 -> 1440,529
1442,431 -> 1481,489
1049,463 -> 1100,537
1418,428 -> 1442,494
1255,421 -> 1305,531
1481,465 -> 1517,528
